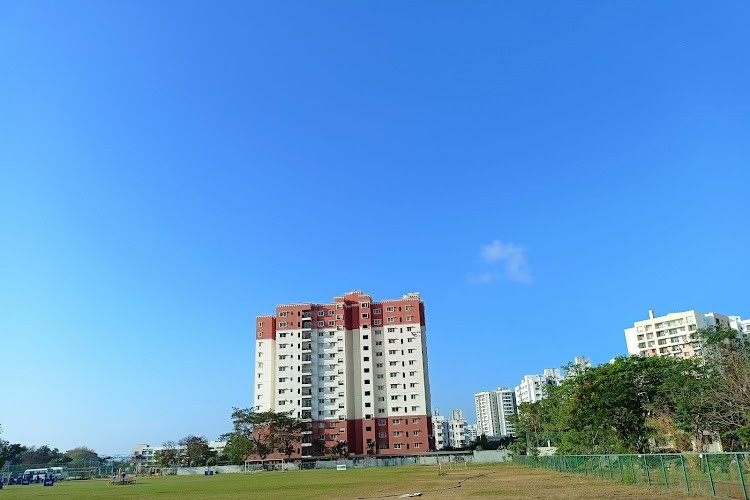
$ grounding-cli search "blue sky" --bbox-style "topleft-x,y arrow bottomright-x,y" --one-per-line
1,1 -> 748,455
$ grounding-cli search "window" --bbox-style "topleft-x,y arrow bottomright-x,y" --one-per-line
393,444 -> 402,449
374,319 -> 382,325
378,432 -> 387,438
376,363 -> 383,368
406,316 -> 412,321
279,312 -> 287,317
413,430 -> 420,436
328,321 -> 335,326
279,322 -> 287,327
386,306 -> 395,312
317,321 -> 324,327
363,356 -> 370,361
318,310 -> 324,317
387,328 -> 396,333
361,302 -> 369,308
328,310 -> 335,316
373,308 -> 381,314
362,313 -> 369,319
392,419 -> 401,424
414,443 -> 420,448
258,322 -> 263,327
387,317 -> 395,323
405,305 -> 412,311
378,419 -> 386,426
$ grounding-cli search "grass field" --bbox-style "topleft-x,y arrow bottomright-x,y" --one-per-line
0,464 -> 702,499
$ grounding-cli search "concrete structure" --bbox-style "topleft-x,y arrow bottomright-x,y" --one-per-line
432,409 -> 468,450
565,356 -> 591,377
447,409 -> 467,449
254,290 -> 432,457
432,414 -> 446,450
465,424 -> 478,445
131,441 -> 226,467
495,387 -> 517,436
624,309 -> 744,359
474,391 -> 500,437
474,387 -> 517,438
514,369 -> 563,405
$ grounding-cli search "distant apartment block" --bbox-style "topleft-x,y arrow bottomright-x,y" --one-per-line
432,409 -> 468,450
514,369 -> 563,405
465,424 -> 478,445
474,391 -> 500,437
474,387 -> 517,437
131,441 -> 226,467
565,356 -> 591,377
624,309 -> 749,360
254,290 -> 433,457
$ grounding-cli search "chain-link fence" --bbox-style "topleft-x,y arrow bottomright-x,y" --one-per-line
515,453 -> 750,500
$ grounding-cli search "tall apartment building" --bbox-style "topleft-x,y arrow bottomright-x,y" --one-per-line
254,290 -> 432,457
514,369 -> 563,405
474,387 -> 517,437
496,387 -> 517,437
474,391 -> 500,437
624,309 -> 747,359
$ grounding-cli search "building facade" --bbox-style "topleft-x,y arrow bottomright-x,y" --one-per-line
474,391 -> 500,437
474,388 -> 517,438
254,290 -> 433,457
514,369 -> 563,405
495,387 -> 517,437
624,309 -> 744,359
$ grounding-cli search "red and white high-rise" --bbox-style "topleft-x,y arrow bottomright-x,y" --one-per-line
254,290 -> 433,457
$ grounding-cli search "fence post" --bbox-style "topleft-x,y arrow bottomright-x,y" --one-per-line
680,454 -> 690,492
608,455 -> 613,480
660,455 -> 669,490
618,456 -> 624,482
643,455 -> 651,486
631,455 -> 638,484
736,454 -> 748,500
705,455 -> 716,498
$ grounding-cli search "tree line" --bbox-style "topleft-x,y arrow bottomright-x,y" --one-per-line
509,326 -> 750,455
0,431 -> 103,470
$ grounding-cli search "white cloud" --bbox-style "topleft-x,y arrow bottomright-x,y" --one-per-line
479,240 -> 532,284
467,272 -> 494,285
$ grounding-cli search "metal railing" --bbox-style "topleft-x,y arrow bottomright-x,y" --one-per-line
515,453 -> 750,500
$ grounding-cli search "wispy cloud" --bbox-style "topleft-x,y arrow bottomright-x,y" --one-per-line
466,272 -> 495,285
478,240 -> 532,284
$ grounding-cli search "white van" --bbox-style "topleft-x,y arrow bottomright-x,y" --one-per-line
50,467 -> 69,480
23,468 -> 49,481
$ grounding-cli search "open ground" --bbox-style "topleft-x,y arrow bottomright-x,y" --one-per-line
0,464 -> 701,499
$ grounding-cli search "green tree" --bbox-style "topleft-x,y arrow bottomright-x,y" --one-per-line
271,412 -> 304,459
220,432 -> 253,465
20,445 -> 66,464
691,326 -> 750,450
229,408 -> 304,460
0,426 -> 25,470
179,435 -> 211,466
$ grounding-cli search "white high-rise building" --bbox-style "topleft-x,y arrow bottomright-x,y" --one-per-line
474,391 -> 500,437
624,309 -> 744,359
495,387 -> 517,436
474,388 -> 517,437
514,369 -> 564,405
254,290 -> 433,457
